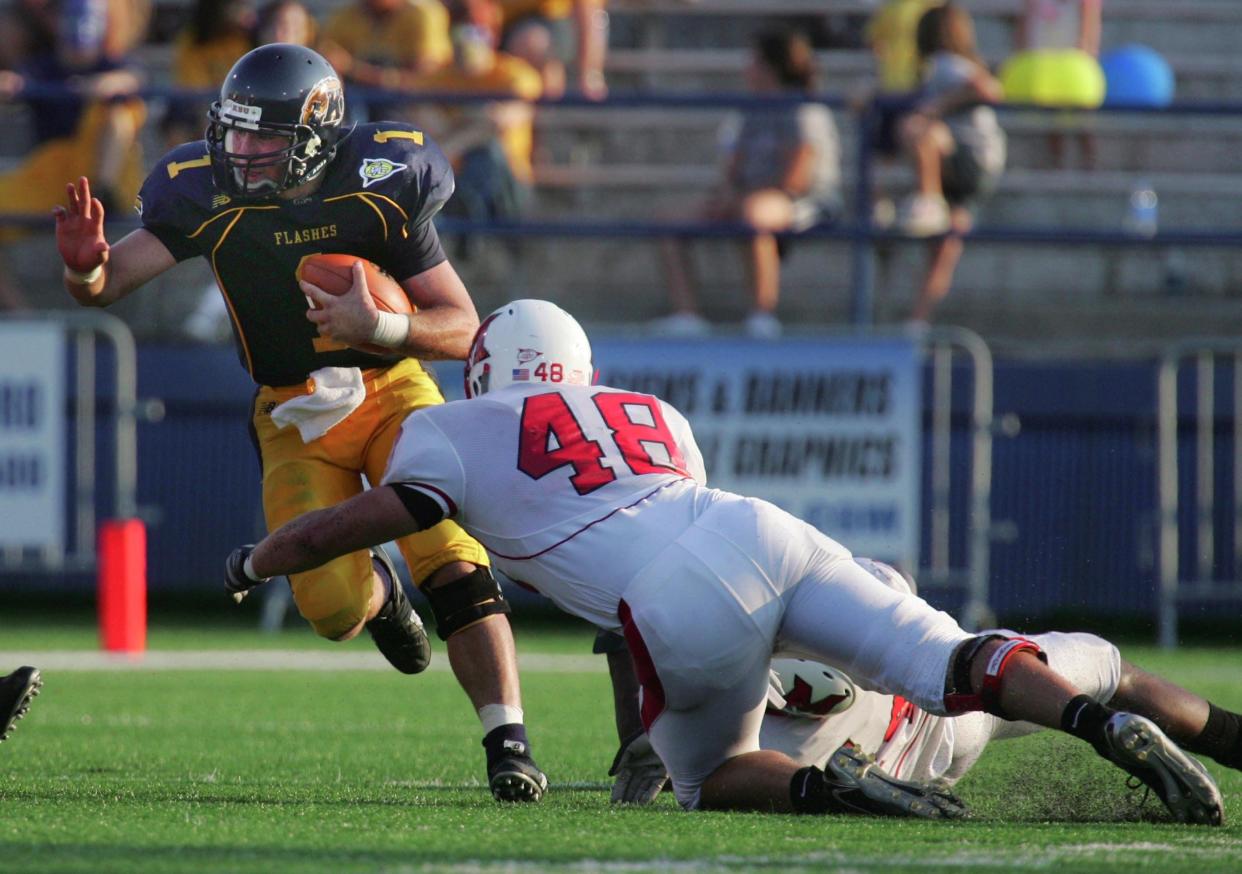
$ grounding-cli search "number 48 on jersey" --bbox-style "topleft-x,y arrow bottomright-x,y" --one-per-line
517,391 -> 692,496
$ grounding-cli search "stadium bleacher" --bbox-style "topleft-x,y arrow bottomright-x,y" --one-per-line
1,0 -> 1240,337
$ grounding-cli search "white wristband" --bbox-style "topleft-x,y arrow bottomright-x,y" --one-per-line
370,310 -> 408,348
242,553 -> 268,583
64,263 -> 103,285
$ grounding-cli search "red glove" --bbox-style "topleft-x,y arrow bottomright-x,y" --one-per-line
53,176 -> 111,275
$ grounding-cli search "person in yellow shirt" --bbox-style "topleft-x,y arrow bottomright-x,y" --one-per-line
164,0 -> 255,146
321,0 -> 452,93
415,3 -> 542,228
868,0 -> 945,95
865,0 -> 944,160
498,0 -> 605,99
0,0 -> 144,226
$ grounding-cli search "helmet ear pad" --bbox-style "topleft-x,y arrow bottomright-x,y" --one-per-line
206,43 -> 347,198
464,300 -> 593,399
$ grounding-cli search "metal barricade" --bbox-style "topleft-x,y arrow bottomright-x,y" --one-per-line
0,311 -> 148,572
1157,339 -> 1242,647
918,326 -> 996,631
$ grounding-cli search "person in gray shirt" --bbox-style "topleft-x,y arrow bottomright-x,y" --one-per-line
897,4 -> 1006,322
655,29 -> 842,339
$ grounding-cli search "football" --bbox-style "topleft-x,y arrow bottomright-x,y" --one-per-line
296,253 -> 413,356
770,658 -> 856,718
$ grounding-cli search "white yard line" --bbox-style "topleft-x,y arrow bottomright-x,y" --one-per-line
0,650 -> 605,673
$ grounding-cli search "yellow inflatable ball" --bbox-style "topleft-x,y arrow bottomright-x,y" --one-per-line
1000,49 -> 1105,108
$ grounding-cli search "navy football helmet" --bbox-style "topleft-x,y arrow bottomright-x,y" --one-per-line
206,44 -> 348,198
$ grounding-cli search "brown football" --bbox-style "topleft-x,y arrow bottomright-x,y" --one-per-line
296,253 -> 413,356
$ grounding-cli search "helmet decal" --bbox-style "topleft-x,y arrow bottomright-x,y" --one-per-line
301,76 -> 344,128
220,98 -> 263,129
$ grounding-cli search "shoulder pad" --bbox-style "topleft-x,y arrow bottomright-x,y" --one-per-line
335,123 -> 454,225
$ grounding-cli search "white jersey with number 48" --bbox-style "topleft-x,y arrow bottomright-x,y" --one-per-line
383,382 -> 710,629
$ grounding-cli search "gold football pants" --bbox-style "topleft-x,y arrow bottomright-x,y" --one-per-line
251,359 -> 489,638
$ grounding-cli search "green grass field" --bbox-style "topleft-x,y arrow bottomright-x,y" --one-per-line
2,611 -> 1241,873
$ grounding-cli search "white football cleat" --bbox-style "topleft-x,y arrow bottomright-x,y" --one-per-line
1102,712 -> 1224,826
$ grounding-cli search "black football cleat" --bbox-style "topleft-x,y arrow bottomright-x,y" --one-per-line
365,546 -> 432,675
821,743 -> 969,819
1101,712 -> 1224,826
0,667 -> 42,743
489,741 -> 548,803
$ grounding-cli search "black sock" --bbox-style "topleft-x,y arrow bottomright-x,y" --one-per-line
790,766 -> 832,815
1184,704 -> 1242,770
1061,694 -> 1115,757
482,723 -> 531,770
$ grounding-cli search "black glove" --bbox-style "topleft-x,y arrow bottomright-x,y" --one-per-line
224,545 -> 266,604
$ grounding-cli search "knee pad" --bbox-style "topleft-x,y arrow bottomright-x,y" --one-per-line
943,634 -> 1047,718
424,567 -> 511,640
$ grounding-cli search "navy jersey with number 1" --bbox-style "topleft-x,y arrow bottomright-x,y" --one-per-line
136,122 -> 453,386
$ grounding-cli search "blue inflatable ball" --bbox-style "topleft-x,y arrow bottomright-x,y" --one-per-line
1101,44 -> 1175,107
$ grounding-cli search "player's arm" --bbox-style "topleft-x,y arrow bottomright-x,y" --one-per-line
55,177 -> 175,307
232,484 -> 437,588
302,258 -> 480,361
393,260 -> 480,360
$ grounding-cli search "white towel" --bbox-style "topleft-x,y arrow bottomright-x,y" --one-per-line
270,366 -> 367,442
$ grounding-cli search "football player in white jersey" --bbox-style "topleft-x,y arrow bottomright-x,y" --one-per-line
609,557 -> 1242,817
226,298 -> 1224,824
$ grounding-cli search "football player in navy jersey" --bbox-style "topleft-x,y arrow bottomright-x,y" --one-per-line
54,43 -> 546,803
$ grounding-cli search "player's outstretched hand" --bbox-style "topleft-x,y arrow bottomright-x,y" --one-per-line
224,545 -> 268,604
302,260 -> 379,348
53,177 -> 110,275
608,730 -> 668,805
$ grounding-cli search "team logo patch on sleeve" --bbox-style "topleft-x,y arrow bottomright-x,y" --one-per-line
359,157 -> 408,189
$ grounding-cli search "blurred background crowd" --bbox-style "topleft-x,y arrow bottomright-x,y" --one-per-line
0,0 -> 1233,345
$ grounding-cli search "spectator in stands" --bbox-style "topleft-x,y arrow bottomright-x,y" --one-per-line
321,0 -> 451,120
897,3 -> 1005,323
415,0 -> 541,234
499,0 -> 606,100
1017,0 -> 1101,63
654,29 -> 841,339
0,0 -> 57,71
164,0 -> 255,146
254,0 -> 316,46
864,0 -> 944,224
0,0 -> 145,222
1015,0 -> 1102,168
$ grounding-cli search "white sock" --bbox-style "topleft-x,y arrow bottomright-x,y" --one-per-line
478,703 -> 524,734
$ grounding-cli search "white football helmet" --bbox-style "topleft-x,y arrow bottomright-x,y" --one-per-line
769,658 -> 857,719
465,299 -> 595,399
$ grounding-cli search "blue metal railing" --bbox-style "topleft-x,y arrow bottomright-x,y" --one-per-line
6,84 -> 1242,323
